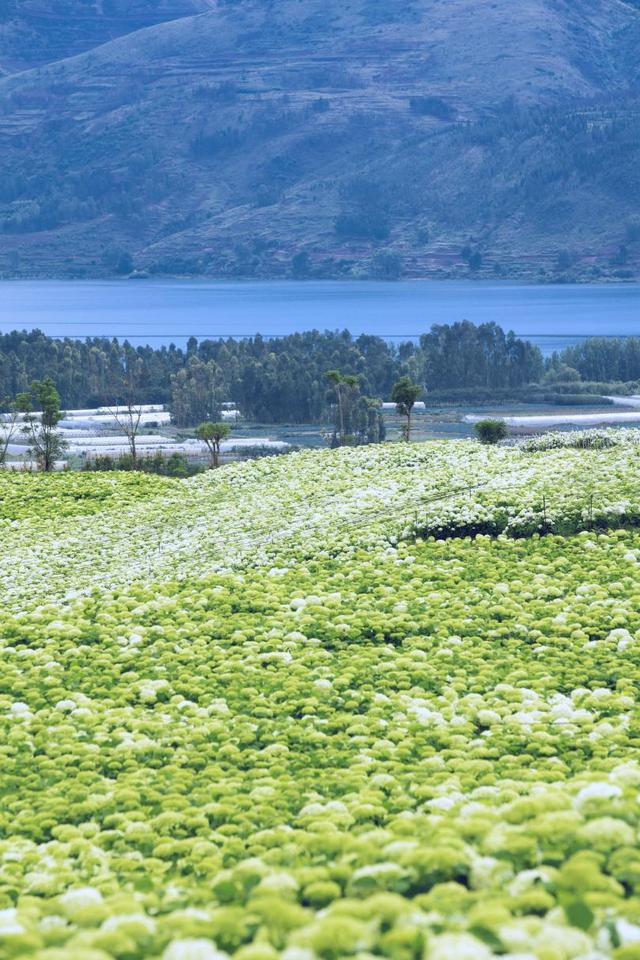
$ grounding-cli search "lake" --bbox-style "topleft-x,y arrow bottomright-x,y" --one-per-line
1,279 -> 640,355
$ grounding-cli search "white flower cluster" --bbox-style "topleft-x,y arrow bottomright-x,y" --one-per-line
2,440 -> 640,611
519,428 -> 640,452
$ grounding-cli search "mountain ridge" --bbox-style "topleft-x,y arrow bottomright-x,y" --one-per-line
0,0 -> 211,74
0,0 -> 639,280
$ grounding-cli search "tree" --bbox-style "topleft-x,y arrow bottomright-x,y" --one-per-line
171,357 -> 222,427
391,375 -> 422,441
474,418 -> 508,444
418,322 -> 543,390
292,251 -> 310,278
107,357 -> 144,463
543,362 -> 581,384
108,401 -> 144,463
371,251 -> 402,280
334,178 -> 390,241
0,397 -> 21,468
325,370 -> 360,445
461,247 -> 482,271
116,251 -> 134,275
196,421 -> 231,468
354,396 -> 386,444
17,378 -> 67,471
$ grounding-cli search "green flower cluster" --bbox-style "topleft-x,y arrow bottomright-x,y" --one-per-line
0,472 -> 177,522
3,445 -> 640,957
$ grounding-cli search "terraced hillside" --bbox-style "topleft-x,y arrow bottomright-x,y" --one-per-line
4,439 -> 640,956
0,0 -> 639,279
0,0 -> 210,73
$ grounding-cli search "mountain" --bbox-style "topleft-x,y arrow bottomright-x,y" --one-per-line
0,1 -> 211,73
0,0 -> 639,281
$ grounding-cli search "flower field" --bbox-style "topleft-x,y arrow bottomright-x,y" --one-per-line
3,438 -> 640,609
0,473 -> 178,523
3,440 -> 640,959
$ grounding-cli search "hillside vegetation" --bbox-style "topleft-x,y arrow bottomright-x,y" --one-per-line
4,440 -> 640,957
0,0 -> 210,73
0,0 -> 639,279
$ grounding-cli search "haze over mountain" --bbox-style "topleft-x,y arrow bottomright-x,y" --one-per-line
0,0 -> 639,280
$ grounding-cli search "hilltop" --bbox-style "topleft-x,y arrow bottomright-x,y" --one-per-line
0,0 -> 639,279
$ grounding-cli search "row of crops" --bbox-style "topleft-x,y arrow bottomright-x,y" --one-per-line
3,438 -> 640,957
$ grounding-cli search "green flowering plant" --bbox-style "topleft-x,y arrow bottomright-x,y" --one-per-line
1,444 -> 640,956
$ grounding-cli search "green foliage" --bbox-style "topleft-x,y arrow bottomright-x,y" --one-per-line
324,371 -> 384,447
0,0 -> 205,67
391,376 -> 422,441
0,324 -> 544,427
371,251 -> 403,280
461,246 -> 483,270
0,6 -> 640,279
520,429 -> 627,452
3,443 -> 640,953
543,363 -> 582,384
84,451 -> 203,477
0,395 -> 20,466
16,377 -> 67,471
560,337 -> 640,383
195,420 -> 232,467
391,376 -> 422,411
291,251 -> 311,277
0,470 -> 175,520
335,179 -> 391,241
419,322 -> 544,390
171,356 -> 223,427
474,418 -> 508,444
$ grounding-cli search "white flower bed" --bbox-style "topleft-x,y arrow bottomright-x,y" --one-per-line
1,440 -> 639,608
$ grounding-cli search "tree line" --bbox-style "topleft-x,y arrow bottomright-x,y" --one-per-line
556,338 -> 640,384
0,323 -> 546,425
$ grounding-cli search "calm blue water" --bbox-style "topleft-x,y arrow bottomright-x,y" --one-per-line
1,279 -> 639,355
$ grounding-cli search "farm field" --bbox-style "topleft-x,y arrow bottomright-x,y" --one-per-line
3,438 -> 640,958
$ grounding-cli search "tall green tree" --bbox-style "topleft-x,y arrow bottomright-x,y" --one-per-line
354,396 -> 386,445
391,375 -> 422,441
17,378 -> 67,471
325,370 -> 361,445
195,421 -> 231,469
171,357 -> 222,427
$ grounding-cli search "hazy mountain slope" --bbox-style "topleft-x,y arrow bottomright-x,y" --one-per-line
0,0 -> 639,280
0,0 -> 211,74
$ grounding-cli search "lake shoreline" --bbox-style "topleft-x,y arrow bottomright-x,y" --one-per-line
1,274 -> 639,286
1,279 -> 639,356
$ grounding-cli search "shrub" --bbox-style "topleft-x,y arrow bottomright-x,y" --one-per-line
84,452 -> 203,476
474,419 -> 508,444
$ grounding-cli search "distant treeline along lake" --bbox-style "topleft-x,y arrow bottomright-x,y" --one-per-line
2,324 -> 640,426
